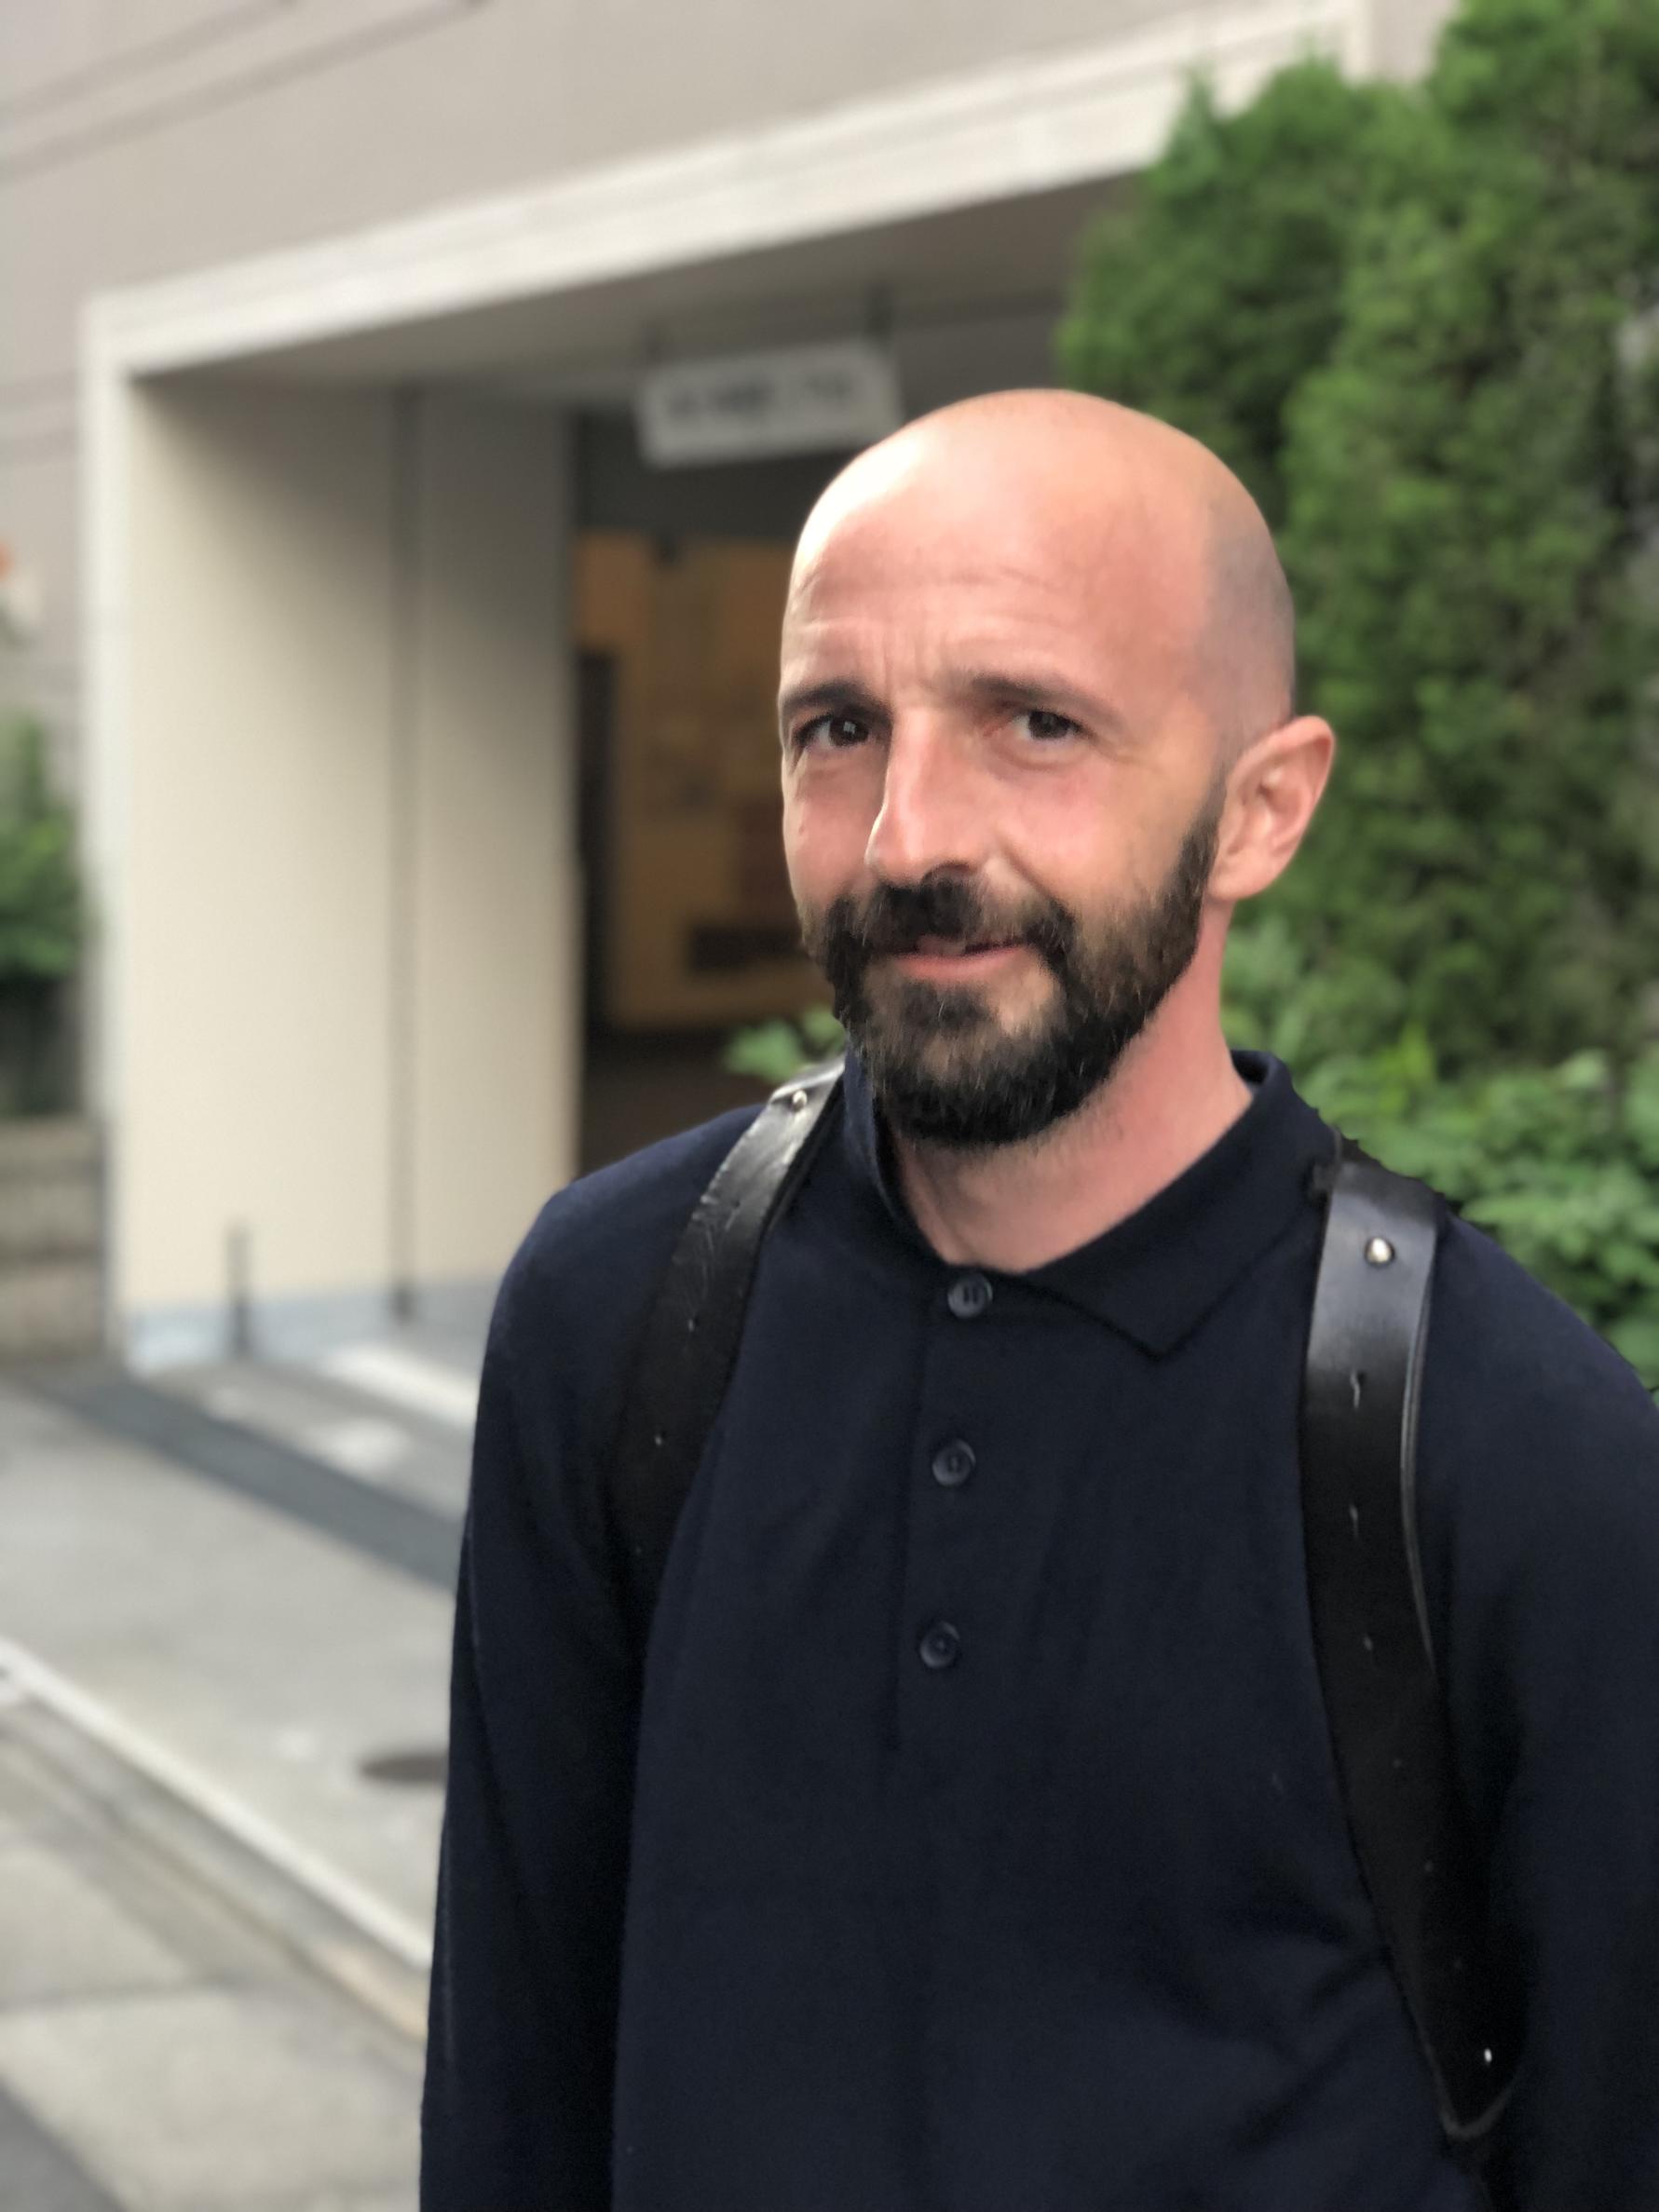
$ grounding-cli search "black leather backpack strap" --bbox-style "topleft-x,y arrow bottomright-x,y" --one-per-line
605,1062 -> 843,1652
1302,1133 -> 1517,2165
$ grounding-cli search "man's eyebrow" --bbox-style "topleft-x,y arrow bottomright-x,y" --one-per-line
776,678 -> 886,728
952,667 -> 1124,728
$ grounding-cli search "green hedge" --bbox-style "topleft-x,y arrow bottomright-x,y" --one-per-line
1063,8 -> 1659,1078
0,715 -> 86,1117
1056,0 -> 1659,1384
0,716 -> 81,989
1303,1038 -> 1659,1385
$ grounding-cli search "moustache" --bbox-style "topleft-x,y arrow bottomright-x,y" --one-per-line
813,876 -> 1077,975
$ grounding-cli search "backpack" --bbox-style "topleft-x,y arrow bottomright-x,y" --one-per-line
606,1064 -> 1517,2184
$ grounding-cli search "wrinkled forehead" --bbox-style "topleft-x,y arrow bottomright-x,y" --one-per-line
782,449 -> 1210,691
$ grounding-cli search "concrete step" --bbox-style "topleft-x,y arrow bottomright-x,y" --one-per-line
0,1255 -> 102,1360
0,1166 -> 100,1261
0,1119 -> 104,1359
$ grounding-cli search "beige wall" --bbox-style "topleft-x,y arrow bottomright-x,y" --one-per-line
125,380 -> 400,1328
119,378 -> 574,1350
407,395 -> 578,1285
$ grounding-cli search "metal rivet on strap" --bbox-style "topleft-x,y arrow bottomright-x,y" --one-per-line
788,1088 -> 809,1112
1364,1235 -> 1395,1267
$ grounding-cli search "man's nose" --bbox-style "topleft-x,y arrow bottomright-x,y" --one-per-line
863,723 -> 988,886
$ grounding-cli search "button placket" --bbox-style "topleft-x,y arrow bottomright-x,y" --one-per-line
898,1275 -> 1005,1744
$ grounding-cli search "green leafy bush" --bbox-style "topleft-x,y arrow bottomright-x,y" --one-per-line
0,717 -> 82,986
1057,61 -> 1397,524
0,715 -> 86,1115
1274,0 -> 1659,1071
722,1007 -> 845,1089
1304,1038 -> 1659,1386
1063,0 -> 1659,1079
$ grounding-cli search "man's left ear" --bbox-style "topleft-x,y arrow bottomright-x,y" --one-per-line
1208,716 -> 1336,904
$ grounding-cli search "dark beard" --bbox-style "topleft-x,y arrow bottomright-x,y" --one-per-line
798,793 -> 1222,1150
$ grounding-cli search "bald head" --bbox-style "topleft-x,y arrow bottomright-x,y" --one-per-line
792,389 -> 1295,761
780,391 -> 1333,1150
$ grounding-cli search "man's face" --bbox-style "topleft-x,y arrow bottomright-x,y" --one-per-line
780,443 -> 1227,1149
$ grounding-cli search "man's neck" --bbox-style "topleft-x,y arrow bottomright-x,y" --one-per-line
891,1017 -> 1252,1276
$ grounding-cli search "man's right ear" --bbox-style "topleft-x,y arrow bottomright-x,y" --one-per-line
1208,717 -> 1336,904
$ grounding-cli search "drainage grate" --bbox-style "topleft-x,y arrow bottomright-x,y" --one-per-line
360,1744 -> 448,1789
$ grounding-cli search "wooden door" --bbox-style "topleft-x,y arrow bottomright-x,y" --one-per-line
575,531 -> 827,1030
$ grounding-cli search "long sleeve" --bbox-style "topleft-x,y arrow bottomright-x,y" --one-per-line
420,1242 -> 638,2211
1421,1222 -> 1659,2210
1483,1387 -> 1659,2212
418,1106 -> 756,2211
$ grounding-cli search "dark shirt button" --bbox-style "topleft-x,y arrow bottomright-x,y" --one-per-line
918,1620 -> 961,1671
945,1271 -> 993,1319
931,1440 -> 975,1489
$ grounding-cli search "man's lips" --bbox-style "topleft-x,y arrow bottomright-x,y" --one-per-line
887,937 -> 1031,982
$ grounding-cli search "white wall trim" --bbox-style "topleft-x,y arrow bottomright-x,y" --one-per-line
81,314 -> 133,1350
88,0 -> 1353,377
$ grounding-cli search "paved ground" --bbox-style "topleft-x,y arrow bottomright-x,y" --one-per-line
0,1689 -> 423,2212
0,1335 -> 478,2212
0,1056 -> 755,2207
0,1385 -> 456,1934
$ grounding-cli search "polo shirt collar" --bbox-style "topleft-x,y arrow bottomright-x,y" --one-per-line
838,1045 -> 1333,1358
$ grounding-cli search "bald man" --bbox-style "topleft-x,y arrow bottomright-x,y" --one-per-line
422,394 -> 1659,2212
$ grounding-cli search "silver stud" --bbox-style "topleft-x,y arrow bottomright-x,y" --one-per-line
788,1088 -> 809,1112
1365,1235 -> 1395,1267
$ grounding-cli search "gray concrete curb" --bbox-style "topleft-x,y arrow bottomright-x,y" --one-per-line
0,1646 -> 431,2050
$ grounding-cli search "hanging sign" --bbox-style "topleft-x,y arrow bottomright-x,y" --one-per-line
638,338 -> 903,467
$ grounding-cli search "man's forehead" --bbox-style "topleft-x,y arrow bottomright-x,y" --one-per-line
778,394 -> 1297,733
801,436 -> 1163,554
782,478 -> 1199,672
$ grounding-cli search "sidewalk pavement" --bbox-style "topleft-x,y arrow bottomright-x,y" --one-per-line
0,1370 -> 466,2211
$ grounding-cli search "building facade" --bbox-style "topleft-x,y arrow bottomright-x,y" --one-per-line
0,0 -> 1452,1363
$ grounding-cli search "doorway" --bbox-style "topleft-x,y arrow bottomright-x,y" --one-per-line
573,526 -> 829,1173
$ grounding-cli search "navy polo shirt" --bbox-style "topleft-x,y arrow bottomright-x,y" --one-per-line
421,1052 -> 1659,2212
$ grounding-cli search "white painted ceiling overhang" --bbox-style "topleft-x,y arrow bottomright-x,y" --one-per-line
84,0 -> 1355,388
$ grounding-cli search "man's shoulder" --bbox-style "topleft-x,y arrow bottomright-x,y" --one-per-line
1430,1207 -> 1654,1426
502,1101 -> 766,1334
477,1101 -> 768,1498
1421,1204 -> 1659,1555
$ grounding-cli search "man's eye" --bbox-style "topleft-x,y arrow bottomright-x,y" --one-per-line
1019,708 -> 1080,743
797,713 -> 870,751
